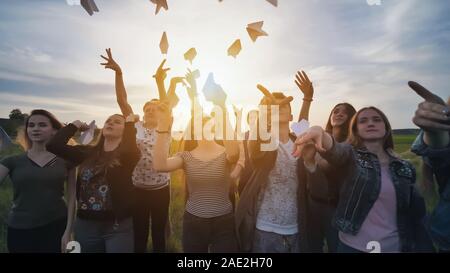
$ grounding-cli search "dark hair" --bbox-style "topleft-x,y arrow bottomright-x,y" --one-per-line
325,103 -> 356,143
347,106 -> 394,150
17,109 -> 63,150
79,114 -> 125,171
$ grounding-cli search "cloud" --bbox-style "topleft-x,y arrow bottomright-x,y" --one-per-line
0,0 -> 449,129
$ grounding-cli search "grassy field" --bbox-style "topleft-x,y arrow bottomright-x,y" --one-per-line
0,132 -> 437,253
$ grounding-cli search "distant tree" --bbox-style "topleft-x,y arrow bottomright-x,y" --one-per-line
9,109 -> 28,121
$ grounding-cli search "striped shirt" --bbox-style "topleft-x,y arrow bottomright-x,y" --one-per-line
177,151 -> 232,218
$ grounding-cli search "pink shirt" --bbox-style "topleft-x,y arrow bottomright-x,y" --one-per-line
339,163 -> 400,253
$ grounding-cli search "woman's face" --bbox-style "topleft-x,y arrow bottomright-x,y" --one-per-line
356,109 -> 386,142
331,105 -> 350,127
27,115 -> 57,144
102,115 -> 125,139
143,102 -> 159,125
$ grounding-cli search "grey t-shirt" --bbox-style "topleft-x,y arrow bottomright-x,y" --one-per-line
1,153 -> 68,229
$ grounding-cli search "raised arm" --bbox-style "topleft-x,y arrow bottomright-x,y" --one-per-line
46,121 -> 91,165
153,59 -> 170,101
185,69 -> 201,137
295,70 -> 314,121
408,81 -> 450,148
100,48 -> 133,117
119,114 -> 141,166
222,110 -> 239,164
209,84 -> 239,164
153,102 -> 183,172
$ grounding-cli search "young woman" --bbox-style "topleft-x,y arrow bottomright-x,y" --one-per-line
294,106 -> 433,253
0,109 -> 74,253
306,103 -> 356,252
46,113 -> 140,253
101,49 -> 184,252
153,69 -> 240,252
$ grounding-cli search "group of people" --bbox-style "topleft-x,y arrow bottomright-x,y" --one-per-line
0,48 -> 449,253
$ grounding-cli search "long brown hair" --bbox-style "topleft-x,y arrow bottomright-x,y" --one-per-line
16,109 -> 63,151
79,114 -> 124,170
325,103 -> 356,143
347,106 -> 394,150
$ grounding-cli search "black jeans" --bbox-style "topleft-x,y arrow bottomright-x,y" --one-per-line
7,217 -> 66,253
307,195 -> 339,253
133,186 -> 170,253
182,211 -> 238,253
337,240 -> 365,253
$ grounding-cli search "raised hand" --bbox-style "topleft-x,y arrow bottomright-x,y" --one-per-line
100,48 -> 122,73
125,114 -> 140,123
166,77 -> 186,109
295,70 -> 314,100
71,120 -> 90,131
257,84 -> 293,105
301,141 -> 317,166
408,81 -> 450,132
185,68 -> 199,100
292,126 -> 327,158
153,59 -> 170,83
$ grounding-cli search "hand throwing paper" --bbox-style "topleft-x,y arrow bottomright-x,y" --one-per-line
79,120 -> 96,144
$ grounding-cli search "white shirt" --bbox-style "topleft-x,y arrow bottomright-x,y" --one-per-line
256,139 -> 299,235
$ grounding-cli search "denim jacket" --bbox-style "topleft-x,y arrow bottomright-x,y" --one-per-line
320,140 -> 432,252
411,131 -> 450,251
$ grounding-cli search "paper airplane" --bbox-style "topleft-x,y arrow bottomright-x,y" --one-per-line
246,21 -> 268,42
150,0 -> 169,15
80,0 -> 99,16
184,48 -> 197,64
291,119 -> 310,137
79,120 -> 96,144
202,73 -> 227,104
159,31 -> 169,54
227,39 -> 242,58
266,0 -> 278,7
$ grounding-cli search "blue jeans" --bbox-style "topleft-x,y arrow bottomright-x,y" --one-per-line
74,217 -> 134,253
252,229 -> 300,253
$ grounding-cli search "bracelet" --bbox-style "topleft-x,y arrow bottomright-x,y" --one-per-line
156,130 -> 170,134
303,98 -> 313,102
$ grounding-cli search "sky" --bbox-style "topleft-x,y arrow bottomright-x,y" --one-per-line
0,0 -> 449,131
